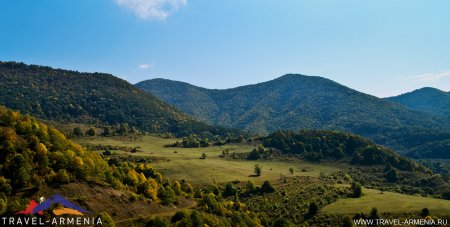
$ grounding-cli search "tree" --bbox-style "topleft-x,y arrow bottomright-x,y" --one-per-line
223,183 -> 237,197
260,181 -> 275,193
289,166 -> 294,175
254,164 -> 262,176
420,208 -> 430,218
385,169 -> 399,183
369,207 -> 379,219
0,198 -> 7,215
342,216 -> 354,227
55,169 -> 70,183
73,127 -> 84,137
308,202 -> 319,216
441,190 -> 450,200
246,180 -> 256,192
11,154 -> 31,188
351,182 -> 363,198
247,149 -> 261,160
85,127 -> 96,137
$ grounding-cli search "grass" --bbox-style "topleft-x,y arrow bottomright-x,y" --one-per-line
322,187 -> 450,215
76,135 -> 339,184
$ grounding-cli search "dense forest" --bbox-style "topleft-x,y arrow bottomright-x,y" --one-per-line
386,87 -> 450,118
136,76 -> 450,158
0,62 -> 240,138
261,130 -> 427,172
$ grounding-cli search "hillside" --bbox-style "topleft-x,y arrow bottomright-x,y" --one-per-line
0,106 -> 193,219
386,87 -> 450,117
136,75 -> 450,156
0,62 -> 238,137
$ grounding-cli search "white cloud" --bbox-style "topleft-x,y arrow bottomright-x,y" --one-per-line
411,70 -> 450,82
116,0 -> 187,21
139,63 -> 153,69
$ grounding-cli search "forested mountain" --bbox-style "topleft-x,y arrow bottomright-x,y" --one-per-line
136,75 -> 450,157
0,62 -> 238,137
386,87 -> 450,118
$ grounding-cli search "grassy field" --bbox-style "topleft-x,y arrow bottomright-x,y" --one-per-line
322,187 -> 450,215
76,135 -> 339,184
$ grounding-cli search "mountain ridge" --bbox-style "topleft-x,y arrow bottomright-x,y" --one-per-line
386,87 -> 450,118
136,75 -> 450,157
0,61 -> 239,137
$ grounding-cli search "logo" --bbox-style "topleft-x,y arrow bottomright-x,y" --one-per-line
16,194 -> 90,216
2,194 -> 103,226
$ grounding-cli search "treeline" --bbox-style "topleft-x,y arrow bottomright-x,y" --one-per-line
170,134 -> 248,148
261,130 -> 428,172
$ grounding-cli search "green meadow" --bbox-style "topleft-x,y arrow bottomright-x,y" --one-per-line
76,135 -> 339,184
322,188 -> 450,215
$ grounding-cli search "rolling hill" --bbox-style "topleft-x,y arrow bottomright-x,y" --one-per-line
136,75 -> 450,157
0,62 -> 238,137
0,106 -> 194,221
386,87 -> 450,118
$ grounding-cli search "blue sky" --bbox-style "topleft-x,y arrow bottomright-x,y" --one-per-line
1,0 -> 449,97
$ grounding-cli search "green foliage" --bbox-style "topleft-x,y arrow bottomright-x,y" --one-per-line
96,212 -> 115,227
386,87 -> 450,118
0,62 -> 240,138
136,75 -> 450,158
420,208 -> 430,218
254,164 -> 262,176
223,183 -> 237,197
200,152 -> 207,159
385,169 -> 399,183
146,216 -> 169,227
247,148 -> 261,160
0,198 -> 6,215
0,107 -> 186,208
85,127 -> 96,137
442,190 -> 450,200
73,127 -> 84,137
351,182 -> 363,198
308,202 -> 319,216
263,130 -> 428,172
260,181 -> 275,194
289,166 -> 294,175
158,185 -> 177,205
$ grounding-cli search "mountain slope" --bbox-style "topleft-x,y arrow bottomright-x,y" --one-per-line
386,87 -> 450,118
0,62 -> 237,137
136,75 -> 450,156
